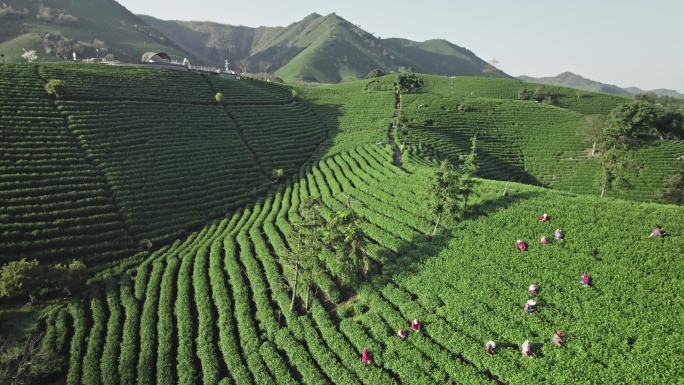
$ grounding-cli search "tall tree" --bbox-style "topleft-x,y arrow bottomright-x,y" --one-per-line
605,100 -> 657,139
322,209 -> 369,285
458,136 -> 478,220
597,148 -> 630,197
576,114 -> 606,156
282,197 -> 324,311
657,162 -> 684,205
0,259 -> 44,303
427,161 -> 460,236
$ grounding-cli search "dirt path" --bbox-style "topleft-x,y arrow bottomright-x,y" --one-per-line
389,93 -> 403,168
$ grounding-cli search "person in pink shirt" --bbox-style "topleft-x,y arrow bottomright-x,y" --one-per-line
516,240 -> 527,251
580,274 -> 591,287
411,319 -> 421,332
362,348 -> 372,364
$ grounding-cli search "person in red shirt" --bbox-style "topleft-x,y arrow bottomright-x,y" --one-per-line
485,341 -> 496,356
540,236 -> 549,244
516,240 -> 527,251
539,213 -> 549,223
362,348 -> 372,364
411,319 -> 421,332
397,329 -> 407,340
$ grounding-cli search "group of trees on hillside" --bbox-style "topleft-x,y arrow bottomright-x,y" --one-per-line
0,4 -> 29,19
428,136 -> 478,236
42,32 -> 82,60
283,196 -> 370,311
0,259 -> 88,303
36,5 -> 78,25
576,99 -> 684,201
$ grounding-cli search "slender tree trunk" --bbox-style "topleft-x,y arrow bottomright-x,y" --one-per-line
601,188 -> 605,197
305,286 -> 310,311
461,194 -> 470,221
290,263 -> 299,312
431,213 -> 442,236
591,142 -> 597,156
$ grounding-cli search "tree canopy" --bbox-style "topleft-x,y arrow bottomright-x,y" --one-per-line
576,114 -> 606,155
605,100 -> 657,139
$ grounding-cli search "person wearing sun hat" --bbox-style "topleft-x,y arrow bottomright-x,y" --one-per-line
524,299 -> 537,313
551,331 -> 566,346
516,239 -> 527,251
485,341 -> 496,356
528,284 -> 538,296
522,340 -> 533,357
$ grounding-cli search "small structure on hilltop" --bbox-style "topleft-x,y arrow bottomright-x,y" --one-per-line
142,52 -> 171,63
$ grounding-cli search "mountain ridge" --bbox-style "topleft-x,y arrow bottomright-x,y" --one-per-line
519,71 -> 684,99
139,12 -> 510,83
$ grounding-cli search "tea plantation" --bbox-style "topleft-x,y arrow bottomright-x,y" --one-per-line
1,63 -> 683,384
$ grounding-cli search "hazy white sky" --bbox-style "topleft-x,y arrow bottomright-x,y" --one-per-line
117,0 -> 683,92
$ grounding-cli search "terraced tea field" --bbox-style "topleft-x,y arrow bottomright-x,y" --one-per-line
2,64 -> 683,384
44,144 -> 684,385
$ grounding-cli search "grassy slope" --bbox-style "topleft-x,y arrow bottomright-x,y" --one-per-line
0,0 -> 191,63
57,146 -> 684,385
2,64 -> 684,384
0,63 -> 326,264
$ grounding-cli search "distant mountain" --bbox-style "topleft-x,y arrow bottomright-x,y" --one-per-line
518,72 -> 631,96
140,13 -> 507,83
0,0 -> 195,64
519,72 -> 684,99
634,88 -> 684,99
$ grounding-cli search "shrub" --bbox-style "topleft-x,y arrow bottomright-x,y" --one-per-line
44,79 -> 70,98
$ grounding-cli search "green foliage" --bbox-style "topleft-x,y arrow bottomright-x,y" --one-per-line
0,258 -> 43,302
48,260 -> 89,294
457,136 -> 478,219
0,258 -> 88,301
365,69 -> 385,79
605,100 -> 657,138
44,79 -> 70,98
657,164 -> 684,205
655,109 -> 684,136
576,114 -> 606,155
597,148 -> 630,196
214,92 -> 223,104
282,196 -> 325,310
396,72 -> 425,94
321,209 -> 369,285
634,91 -> 657,104
427,161 -> 460,235
517,88 -> 533,100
